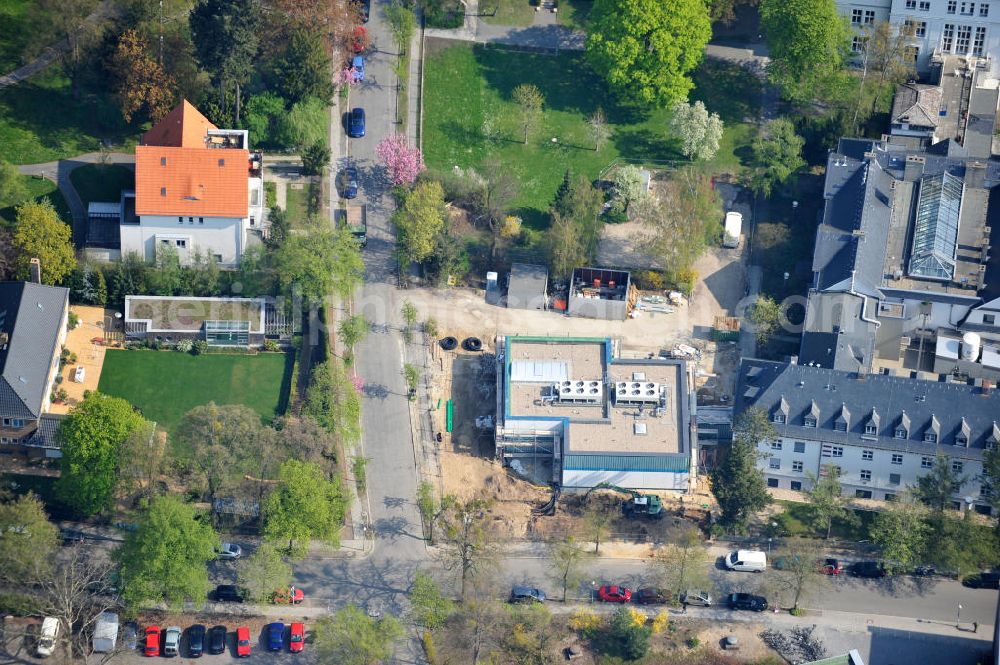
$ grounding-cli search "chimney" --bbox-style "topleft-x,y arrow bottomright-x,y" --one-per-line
29,258 -> 41,284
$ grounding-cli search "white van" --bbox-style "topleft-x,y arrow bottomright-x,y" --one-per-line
725,549 -> 767,572
36,617 -> 59,657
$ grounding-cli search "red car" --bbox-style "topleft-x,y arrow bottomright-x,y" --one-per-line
272,586 -> 305,604
820,558 -> 843,575
352,26 -> 367,53
289,622 -> 305,653
143,626 -> 160,657
598,585 -> 632,603
236,627 -> 251,658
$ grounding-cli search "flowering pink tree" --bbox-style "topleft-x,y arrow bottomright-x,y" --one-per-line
375,134 -> 425,186
350,372 -> 364,395
337,66 -> 359,87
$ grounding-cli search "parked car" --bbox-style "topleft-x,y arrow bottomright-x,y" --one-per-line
143,626 -> 160,657
342,166 -> 359,199
272,586 -> 305,604
348,108 -> 366,137
215,543 -> 242,560
352,27 -> 367,53
214,584 -> 247,602
289,622 -> 305,654
208,626 -> 227,655
509,586 -> 546,603
634,588 -> 670,605
236,627 -> 251,658
266,622 -> 285,651
819,558 -> 843,575
359,0 -> 371,21
352,55 -> 365,82
727,593 -> 767,612
597,585 -> 632,603
188,624 -> 205,657
122,621 -> 139,651
163,626 -> 181,657
37,617 -> 60,658
679,589 -> 712,607
962,571 -> 1000,589
849,561 -> 888,578
725,549 -> 767,572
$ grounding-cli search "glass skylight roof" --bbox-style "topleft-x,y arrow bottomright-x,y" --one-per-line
908,172 -> 963,281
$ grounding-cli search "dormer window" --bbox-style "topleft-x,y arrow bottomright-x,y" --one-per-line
924,432 -> 937,443
804,417 -> 817,428
834,421 -> 847,432
895,427 -> 906,439
773,414 -> 786,424
956,435 -> 968,446
865,424 -> 877,435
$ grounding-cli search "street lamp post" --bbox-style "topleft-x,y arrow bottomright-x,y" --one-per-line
957,603 -> 963,628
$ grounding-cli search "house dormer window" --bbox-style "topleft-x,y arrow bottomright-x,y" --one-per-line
773,414 -> 785,424
956,435 -> 967,446
835,422 -> 847,432
804,417 -> 817,428
865,424 -> 877,435
924,432 -> 937,443
895,428 -> 906,439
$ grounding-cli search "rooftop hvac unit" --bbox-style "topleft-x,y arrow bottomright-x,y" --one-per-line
553,379 -> 603,404
614,381 -> 663,405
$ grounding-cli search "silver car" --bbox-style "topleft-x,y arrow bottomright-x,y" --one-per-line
215,543 -> 242,560
680,589 -> 712,607
163,626 -> 181,657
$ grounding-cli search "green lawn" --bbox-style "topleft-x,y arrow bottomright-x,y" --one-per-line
556,0 -> 592,30
0,175 -> 70,225
0,0 -> 33,73
773,500 -> 876,542
69,164 -> 134,208
480,0 -> 536,26
98,350 -> 295,448
0,69 -> 136,165
423,42 -> 759,228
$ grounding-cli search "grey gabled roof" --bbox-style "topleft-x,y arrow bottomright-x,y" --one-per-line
891,83 -> 943,129
0,283 -> 68,419
734,359 -> 1000,456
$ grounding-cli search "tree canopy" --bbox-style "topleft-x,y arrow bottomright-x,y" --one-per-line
13,200 -> 76,286
190,0 -> 263,122
586,0 -> 712,107
710,407 -> 773,530
273,227 -> 364,303
760,0 -> 849,99
315,604 -> 403,665
0,493 -> 59,583
394,180 -> 447,263
56,393 -> 149,516
267,28 -> 334,104
117,495 -> 219,610
749,118 -> 806,197
263,459 -> 348,558
669,100 -> 723,161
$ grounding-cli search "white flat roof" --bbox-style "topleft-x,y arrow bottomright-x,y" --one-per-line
935,333 -> 960,360
982,344 -> 1000,369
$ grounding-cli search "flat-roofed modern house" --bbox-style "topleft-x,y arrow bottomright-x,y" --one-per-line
0,280 -> 69,458
117,100 -> 265,267
495,336 -> 695,491
124,295 -> 287,347
735,358 -> 1000,512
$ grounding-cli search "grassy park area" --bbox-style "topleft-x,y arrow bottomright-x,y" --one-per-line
422,41 -> 760,228
97,350 -> 294,445
0,175 -> 70,224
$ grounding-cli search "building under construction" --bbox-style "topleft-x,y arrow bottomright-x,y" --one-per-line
494,335 -> 696,491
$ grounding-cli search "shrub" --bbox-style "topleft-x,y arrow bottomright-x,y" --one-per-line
605,606 -> 652,660
69,352 -> 77,363
176,339 -> 193,353
422,631 -> 438,665
635,270 -> 666,291
67,311 -> 80,330
569,609 -> 602,635
192,340 -> 209,355
685,636 -> 700,648
56,388 -> 68,402
264,181 -> 277,208
263,339 -> 280,352
651,610 -> 669,634
790,607 -> 806,616
422,0 -> 464,28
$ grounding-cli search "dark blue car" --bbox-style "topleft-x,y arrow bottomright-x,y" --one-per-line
266,622 -> 284,651
342,166 -> 359,199
348,108 -> 366,138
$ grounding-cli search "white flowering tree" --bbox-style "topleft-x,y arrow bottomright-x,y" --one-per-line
669,100 -> 723,162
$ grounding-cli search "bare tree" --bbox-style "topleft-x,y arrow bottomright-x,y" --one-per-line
547,536 -> 589,601
589,107 -> 611,152
582,499 -> 614,554
650,525 -> 711,599
773,539 -> 828,611
437,497 -> 501,600
119,422 -> 165,500
512,84 -> 544,144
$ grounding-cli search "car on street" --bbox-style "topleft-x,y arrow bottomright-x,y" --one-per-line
352,55 -> 365,82
962,571 -> 1000,589
597,585 -> 632,603
509,586 -> 546,603
208,626 -> 227,655
359,0 -> 370,21
267,622 -> 285,651
849,561 -> 888,578
272,586 -> 305,604
820,558 -> 843,575
634,588 -> 670,605
352,27 -> 367,52
341,166 -> 359,199
188,624 -> 205,657
213,585 -> 247,602
215,543 -> 242,560
727,593 -> 768,612
163,626 -> 181,657
348,108 -> 366,138
679,590 -> 712,607
122,622 -> 139,651
143,626 -> 160,657
289,623 -> 305,653
236,627 -> 251,658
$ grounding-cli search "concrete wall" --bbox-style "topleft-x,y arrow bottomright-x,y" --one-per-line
562,468 -> 689,491
121,215 -> 246,266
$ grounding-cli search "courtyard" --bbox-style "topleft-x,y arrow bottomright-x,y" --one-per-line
97,350 -> 294,445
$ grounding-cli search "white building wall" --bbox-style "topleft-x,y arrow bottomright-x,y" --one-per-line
757,437 -> 987,508
121,214 -> 246,266
562,469 -> 689,491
